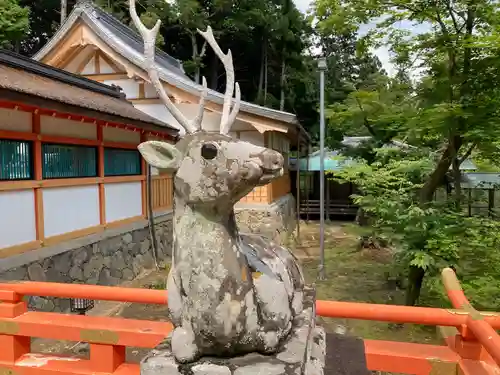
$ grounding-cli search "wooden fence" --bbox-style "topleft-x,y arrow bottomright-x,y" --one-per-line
0,268 -> 498,374
150,175 -> 172,211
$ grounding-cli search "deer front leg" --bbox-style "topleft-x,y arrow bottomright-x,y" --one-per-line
254,274 -> 293,352
171,324 -> 200,363
166,267 -> 182,326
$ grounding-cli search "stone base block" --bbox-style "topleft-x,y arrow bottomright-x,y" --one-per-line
140,287 -> 325,375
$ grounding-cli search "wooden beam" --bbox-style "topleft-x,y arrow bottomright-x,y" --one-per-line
94,50 -> 101,74
97,123 -> 106,225
97,51 -> 125,74
83,73 -> 130,82
58,44 -> 85,69
140,132 -> 147,217
138,82 -> 145,99
32,111 -> 44,243
0,93 -> 178,141
75,49 -> 97,74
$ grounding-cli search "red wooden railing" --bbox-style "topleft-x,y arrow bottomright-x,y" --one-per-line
0,268 -> 498,375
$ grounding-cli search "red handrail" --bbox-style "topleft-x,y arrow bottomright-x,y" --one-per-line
0,281 -> 168,304
2,280 -> 500,329
0,268 -> 499,374
441,267 -> 500,366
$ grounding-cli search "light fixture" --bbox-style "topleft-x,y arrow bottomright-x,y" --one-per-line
317,57 -> 327,71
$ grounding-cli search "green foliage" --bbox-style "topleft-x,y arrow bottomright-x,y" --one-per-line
313,0 -> 500,306
332,148 -> 500,307
0,0 -> 29,48
331,148 -> 455,270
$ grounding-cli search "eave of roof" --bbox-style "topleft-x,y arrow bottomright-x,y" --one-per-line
33,0 -> 304,131
1,49 -> 178,134
2,48 -> 124,98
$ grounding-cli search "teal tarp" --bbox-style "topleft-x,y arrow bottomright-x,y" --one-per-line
290,150 -> 354,172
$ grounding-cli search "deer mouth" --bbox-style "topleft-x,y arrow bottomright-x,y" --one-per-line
257,166 -> 283,185
241,162 -> 282,185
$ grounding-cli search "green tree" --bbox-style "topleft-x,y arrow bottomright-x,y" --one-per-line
0,0 -> 29,49
332,147 -> 500,307
314,0 -> 500,305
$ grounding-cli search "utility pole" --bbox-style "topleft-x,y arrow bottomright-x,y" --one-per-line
317,57 -> 327,281
61,0 -> 67,26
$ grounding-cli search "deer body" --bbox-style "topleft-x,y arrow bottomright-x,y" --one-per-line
140,133 -> 304,362
129,1 -> 305,363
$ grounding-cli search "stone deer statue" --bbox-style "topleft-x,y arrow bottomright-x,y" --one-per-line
130,0 -> 305,364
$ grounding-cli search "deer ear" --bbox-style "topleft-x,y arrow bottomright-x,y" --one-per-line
138,141 -> 182,171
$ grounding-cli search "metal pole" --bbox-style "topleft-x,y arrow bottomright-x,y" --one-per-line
318,62 -> 326,280
296,136 -> 301,243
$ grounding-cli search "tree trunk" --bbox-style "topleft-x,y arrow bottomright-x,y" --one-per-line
264,45 -> 268,104
210,52 -> 218,90
419,136 -> 462,203
257,40 -> 265,102
191,34 -> 201,84
355,207 -> 368,226
452,157 -> 462,210
61,0 -> 67,25
405,266 -> 425,306
279,53 -> 286,111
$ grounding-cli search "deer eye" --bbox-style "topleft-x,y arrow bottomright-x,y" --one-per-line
201,143 -> 218,160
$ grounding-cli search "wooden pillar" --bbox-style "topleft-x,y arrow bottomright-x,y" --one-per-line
305,145 -> 311,223
326,177 -> 330,222
140,132 -> 147,217
32,111 -> 44,244
489,189 -> 495,217
468,188 -> 472,216
295,136 -> 301,242
97,123 -> 106,225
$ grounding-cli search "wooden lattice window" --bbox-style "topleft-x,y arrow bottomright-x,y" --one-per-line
0,139 -> 33,180
104,148 -> 141,176
42,143 -> 97,179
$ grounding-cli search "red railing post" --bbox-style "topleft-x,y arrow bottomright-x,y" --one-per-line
441,267 -> 500,373
0,290 -> 30,363
90,344 -> 126,372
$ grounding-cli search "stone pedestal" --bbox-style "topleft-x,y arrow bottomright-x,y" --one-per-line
140,287 -> 326,375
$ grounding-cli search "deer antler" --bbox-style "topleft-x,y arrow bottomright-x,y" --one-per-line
129,0 -> 207,134
197,26 -> 241,135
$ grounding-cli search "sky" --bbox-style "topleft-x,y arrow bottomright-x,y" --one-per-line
293,0 -> 431,76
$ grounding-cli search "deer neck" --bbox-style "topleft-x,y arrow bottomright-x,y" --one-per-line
172,195 -> 241,265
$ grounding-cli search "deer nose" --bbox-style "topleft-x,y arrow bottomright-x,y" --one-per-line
260,150 -> 284,171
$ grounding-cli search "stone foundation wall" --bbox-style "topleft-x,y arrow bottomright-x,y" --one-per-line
235,193 -> 296,241
0,212 -> 173,312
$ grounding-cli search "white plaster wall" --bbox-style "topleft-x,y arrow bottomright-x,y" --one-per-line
103,79 -> 140,99
81,56 -> 96,75
133,103 -> 184,135
99,56 -> 115,74
40,116 -> 97,139
269,132 -> 290,153
144,82 -> 157,98
102,126 -> 141,143
0,190 -> 37,248
43,185 -> 100,237
65,46 -> 95,73
104,182 -> 142,222
240,131 -> 264,147
133,103 -> 252,136
0,108 -> 31,132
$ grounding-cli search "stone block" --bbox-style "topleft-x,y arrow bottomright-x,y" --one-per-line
140,287 -> 325,375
